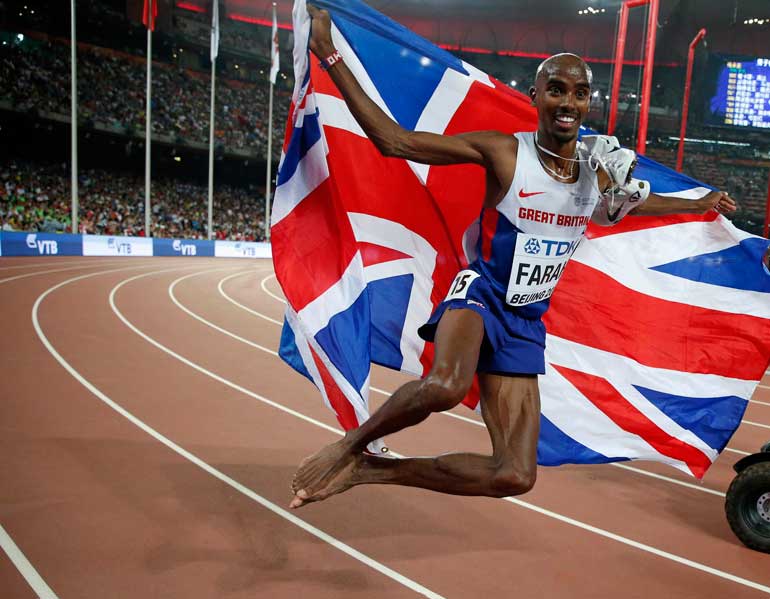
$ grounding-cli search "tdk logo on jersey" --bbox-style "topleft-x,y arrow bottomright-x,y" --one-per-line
172,239 -> 197,256
107,237 -> 132,254
524,238 -> 580,257
26,234 -> 58,255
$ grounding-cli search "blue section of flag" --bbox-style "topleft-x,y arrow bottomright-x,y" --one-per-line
332,16 -> 448,130
633,385 -> 748,452
279,321 -> 313,382
652,237 -> 770,293
537,415 -> 627,466
634,155 -> 715,194
314,0 -> 466,75
314,289 -> 371,393
277,107 -> 322,186
368,274 -> 413,369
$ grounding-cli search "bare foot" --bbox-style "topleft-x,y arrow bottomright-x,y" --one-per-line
289,439 -> 359,508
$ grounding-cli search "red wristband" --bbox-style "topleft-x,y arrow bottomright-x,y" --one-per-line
319,50 -> 343,71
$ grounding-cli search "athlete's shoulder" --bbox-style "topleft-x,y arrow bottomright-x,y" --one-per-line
454,130 -> 518,171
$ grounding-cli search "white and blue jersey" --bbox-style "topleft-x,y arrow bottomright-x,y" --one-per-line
419,131 -> 603,375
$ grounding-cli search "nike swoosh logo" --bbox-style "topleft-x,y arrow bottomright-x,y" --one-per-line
519,189 -> 545,198
606,205 -> 622,222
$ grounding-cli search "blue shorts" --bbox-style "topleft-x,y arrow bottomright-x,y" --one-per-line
417,267 -> 546,375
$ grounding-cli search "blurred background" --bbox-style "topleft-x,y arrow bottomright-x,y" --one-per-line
1,0 -> 768,239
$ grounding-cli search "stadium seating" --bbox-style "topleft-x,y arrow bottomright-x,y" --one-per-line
1,161 -> 267,241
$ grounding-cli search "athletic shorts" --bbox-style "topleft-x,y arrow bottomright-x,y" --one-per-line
417,267 -> 546,375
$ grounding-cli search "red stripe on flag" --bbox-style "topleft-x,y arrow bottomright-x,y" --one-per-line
480,208 -> 498,262
358,242 -> 411,267
585,212 -> 717,240
554,365 -> 711,478
545,261 -> 770,380
309,346 -> 360,431
271,178 -> 358,312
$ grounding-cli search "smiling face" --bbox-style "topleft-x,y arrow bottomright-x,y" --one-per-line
529,54 -> 592,145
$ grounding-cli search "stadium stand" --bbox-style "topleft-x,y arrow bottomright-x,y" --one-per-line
0,0 -> 767,239
1,160 -> 267,240
0,39 -> 289,158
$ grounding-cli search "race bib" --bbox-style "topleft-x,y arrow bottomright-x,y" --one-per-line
445,270 -> 480,301
507,233 -> 581,306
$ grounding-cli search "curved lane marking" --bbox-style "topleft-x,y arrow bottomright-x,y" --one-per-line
0,524 -> 58,599
110,268 -> 444,598
260,272 -> 287,305
218,270 -> 283,326
31,266 -> 444,599
0,258 -> 111,272
0,260 -> 129,285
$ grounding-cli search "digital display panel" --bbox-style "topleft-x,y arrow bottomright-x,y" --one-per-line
708,57 -> 770,129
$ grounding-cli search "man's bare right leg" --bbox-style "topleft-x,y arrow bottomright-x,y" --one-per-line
290,361 -> 541,506
289,308 -> 484,508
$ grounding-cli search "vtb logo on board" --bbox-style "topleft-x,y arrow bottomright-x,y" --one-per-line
172,239 -> 197,256
26,234 -> 58,255
107,237 -> 132,254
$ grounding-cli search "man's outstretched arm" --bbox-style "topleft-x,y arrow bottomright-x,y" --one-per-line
307,5 -> 509,167
630,189 -> 737,216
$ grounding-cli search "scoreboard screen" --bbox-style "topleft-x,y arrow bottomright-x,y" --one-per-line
707,57 -> 770,130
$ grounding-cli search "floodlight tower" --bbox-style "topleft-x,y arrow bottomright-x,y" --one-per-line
607,0 -> 659,155
676,28 -> 707,172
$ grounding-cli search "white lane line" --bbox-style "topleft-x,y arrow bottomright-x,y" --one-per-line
0,258 -> 107,272
159,269 -> 770,594
501,495 -> 770,594
744,420 -> 770,430
169,270 -> 281,358
750,398 -> 770,407
0,523 -> 58,599
227,274 -> 735,497
31,267 -> 444,599
0,261 -> 129,285
218,271 -> 284,326
724,447 -> 752,457
260,272 -> 287,304
757,384 -> 769,390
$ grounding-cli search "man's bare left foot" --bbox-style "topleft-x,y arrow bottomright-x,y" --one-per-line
290,438 -> 356,508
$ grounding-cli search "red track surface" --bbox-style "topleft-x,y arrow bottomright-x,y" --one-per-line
1,256 -> 769,598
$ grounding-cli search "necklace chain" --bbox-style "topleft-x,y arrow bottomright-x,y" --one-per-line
535,145 -> 575,181
534,132 -> 578,181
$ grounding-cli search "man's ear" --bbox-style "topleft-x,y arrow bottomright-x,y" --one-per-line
529,86 -> 536,106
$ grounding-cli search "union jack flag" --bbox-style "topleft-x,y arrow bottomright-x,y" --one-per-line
271,0 -> 770,477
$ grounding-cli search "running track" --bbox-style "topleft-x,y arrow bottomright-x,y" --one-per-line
1,256 -> 769,598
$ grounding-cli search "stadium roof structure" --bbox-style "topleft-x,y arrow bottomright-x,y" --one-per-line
177,1 -> 770,62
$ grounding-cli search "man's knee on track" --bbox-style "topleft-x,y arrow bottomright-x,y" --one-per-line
490,465 -> 537,497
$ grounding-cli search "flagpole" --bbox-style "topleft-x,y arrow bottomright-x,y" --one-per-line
265,80 -> 274,242
145,26 -> 152,237
208,55 -> 216,240
207,0 -> 219,241
70,0 -> 78,234
265,2 -> 277,242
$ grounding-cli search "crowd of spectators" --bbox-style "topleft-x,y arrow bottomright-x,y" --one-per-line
1,161 -> 267,241
0,39 -> 290,159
